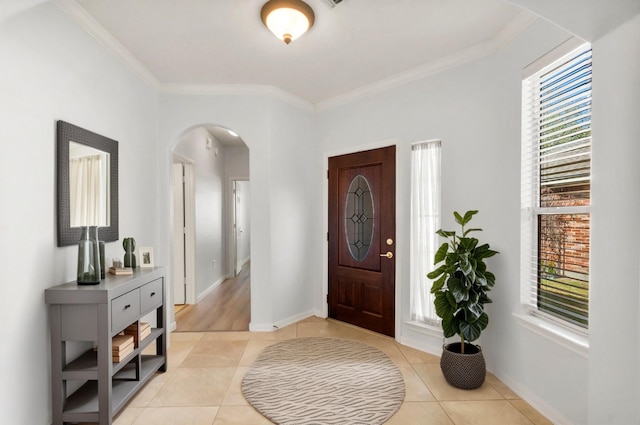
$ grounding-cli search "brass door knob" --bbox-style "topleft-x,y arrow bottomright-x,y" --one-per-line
380,252 -> 393,259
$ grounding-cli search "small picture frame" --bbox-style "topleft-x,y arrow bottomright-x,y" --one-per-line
139,247 -> 154,268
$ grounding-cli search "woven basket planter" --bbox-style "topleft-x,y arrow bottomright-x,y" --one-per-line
440,342 -> 486,390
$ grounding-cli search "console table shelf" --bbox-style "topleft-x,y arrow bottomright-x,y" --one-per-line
45,267 -> 167,425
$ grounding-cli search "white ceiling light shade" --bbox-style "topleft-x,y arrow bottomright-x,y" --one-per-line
261,0 -> 315,45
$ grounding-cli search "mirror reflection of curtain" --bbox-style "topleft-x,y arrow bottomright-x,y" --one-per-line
70,154 -> 105,226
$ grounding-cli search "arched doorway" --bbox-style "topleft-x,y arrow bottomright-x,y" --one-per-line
171,124 -> 250,331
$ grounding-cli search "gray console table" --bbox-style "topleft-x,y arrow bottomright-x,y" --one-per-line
45,267 -> 167,425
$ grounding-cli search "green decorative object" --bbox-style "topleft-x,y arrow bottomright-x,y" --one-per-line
123,237 -> 136,268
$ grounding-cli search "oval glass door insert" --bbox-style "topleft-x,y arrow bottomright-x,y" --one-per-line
344,175 -> 374,261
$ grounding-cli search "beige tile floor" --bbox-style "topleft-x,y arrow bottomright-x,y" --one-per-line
105,317 -> 552,425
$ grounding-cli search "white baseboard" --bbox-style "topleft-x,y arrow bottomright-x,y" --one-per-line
273,310 -> 315,330
238,256 -> 250,269
495,372 -> 574,425
249,323 -> 277,332
195,274 -> 230,303
399,320 -> 445,357
313,309 -> 327,319
249,310 -> 316,333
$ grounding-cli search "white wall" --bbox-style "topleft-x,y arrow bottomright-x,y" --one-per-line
224,145 -> 250,178
174,127 -> 227,297
268,99 -> 318,325
0,3 -> 159,424
589,13 -> 640,424
316,19 -> 590,424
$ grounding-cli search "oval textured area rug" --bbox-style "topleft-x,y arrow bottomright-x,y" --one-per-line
241,337 -> 405,425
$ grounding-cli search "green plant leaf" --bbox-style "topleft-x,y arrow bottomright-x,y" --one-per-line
448,276 -> 468,303
436,229 -> 456,239
476,312 -> 489,329
427,265 -> 444,280
485,271 -> 496,287
459,237 -> 478,251
434,292 -> 454,318
445,290 -> 457,308
464,301 -> 483,322
429,275 -> 446,293
458,255 -> 474,278
433,243 -> 449,264
463,227 -> 482,236
480,294 -> 493,304
462,210 -> 478,224
476,244 -> 499,258
441,315 -> 457,338
454,211 -> 464,225
459,312 -> 487,342
459,320 -> 483,342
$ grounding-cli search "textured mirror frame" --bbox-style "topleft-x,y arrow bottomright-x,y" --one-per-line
56,120 -> 119,247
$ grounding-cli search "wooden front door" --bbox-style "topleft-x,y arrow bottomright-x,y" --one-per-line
328,146 -> 396,337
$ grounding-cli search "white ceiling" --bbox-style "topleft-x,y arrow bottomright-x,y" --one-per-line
68,0 -> 533,106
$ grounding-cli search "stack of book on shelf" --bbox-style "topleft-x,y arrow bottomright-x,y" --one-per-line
124,322 -> 151,344
109,267 -> 133,275
112,334 -> 134,362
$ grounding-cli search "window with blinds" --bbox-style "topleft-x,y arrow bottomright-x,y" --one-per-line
521,41 -> 591,330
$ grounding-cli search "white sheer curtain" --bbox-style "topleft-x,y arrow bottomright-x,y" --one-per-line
410,140 -> 441,325
70,154 -> 105,227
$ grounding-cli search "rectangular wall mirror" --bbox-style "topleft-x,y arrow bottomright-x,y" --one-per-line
57,120 -> 119,247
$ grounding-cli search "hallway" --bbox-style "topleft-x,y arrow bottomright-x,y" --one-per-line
175,264 -> 250,332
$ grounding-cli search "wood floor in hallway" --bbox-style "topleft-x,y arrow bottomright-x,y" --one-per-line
174,264 -> 250,332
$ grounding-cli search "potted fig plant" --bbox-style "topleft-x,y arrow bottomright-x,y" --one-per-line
427,210 -> 498,389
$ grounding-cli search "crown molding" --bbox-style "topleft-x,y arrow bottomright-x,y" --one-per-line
160,84 -> 315,111
493,10 -> 539,50
316,11 -> 537,111
53,0 -> 160,90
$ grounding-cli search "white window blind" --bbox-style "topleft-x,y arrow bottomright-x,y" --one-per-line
410,140 -> 441,325
521,42 -> 591,330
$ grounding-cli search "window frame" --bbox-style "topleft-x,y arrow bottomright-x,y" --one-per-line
517,38 -> 591,354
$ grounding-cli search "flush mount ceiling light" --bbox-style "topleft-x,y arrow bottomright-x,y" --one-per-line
261,0 -> 315,45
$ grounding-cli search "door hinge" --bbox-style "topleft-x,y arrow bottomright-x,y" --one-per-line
326,293 -> 329,303
327,232 -> 329,241
326,170 -> 329,179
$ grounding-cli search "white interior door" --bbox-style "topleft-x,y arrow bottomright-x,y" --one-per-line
227,178 -> 250,278
232,180 -> 239,276
173,161 -> 196,304
172,163 -> 186,305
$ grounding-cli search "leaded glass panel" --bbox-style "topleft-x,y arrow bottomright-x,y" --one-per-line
344,175 -> 374,261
